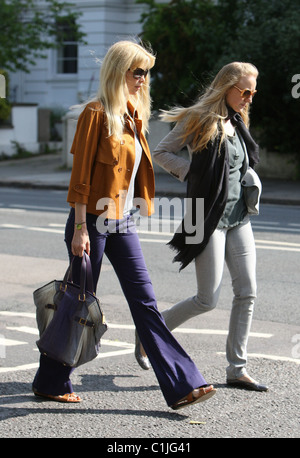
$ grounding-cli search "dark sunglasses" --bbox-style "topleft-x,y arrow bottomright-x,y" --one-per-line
129,68 -> 149,79
233,85 -> 257,99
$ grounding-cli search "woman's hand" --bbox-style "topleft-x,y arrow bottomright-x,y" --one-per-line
71,225 -> 90,257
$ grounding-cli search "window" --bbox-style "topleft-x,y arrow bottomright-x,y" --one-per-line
56,18 -> 78,74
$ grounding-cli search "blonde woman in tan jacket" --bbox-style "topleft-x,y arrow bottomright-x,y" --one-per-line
32,40 -> 216,409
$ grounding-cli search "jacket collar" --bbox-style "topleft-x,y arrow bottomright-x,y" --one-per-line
126,100 -> 139,119
125,101 -> 142,137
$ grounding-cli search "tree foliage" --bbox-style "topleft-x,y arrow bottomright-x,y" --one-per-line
0,0 -> 86,73
137,0 -> 300,155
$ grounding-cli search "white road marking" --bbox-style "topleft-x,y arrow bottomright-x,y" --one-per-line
7,326 -> 38,335
1,224 -> 300,252
0,311 -> 36,318
0,224 -> 64,234
253,224 -> 300,233
5,323 -> 272,339
0,337 -> 27,346
173,327 -> 272,338
217,352 -> 300,365
1,314 -> 287,373
255,245 -> 300,252
255,239 -> 300,247
10,204 -> 68,212
0,363 -> 39,373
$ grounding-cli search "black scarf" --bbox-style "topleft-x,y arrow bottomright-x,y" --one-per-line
168,107 -> 260,270
226,106 -> 259,168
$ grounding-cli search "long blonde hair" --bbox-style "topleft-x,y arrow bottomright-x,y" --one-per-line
160,62 -> 258,152
97,40 -> 156,139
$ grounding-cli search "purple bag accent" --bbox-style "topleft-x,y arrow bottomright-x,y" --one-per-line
34,252 -> 107,367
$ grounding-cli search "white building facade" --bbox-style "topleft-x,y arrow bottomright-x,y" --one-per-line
1,0 -> 172,159
9,0 -> 148,111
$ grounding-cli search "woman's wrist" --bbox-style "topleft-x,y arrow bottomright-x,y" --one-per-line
75,221 -> 86,230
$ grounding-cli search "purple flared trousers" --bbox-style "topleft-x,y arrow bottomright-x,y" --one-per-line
33,210 -> 207,406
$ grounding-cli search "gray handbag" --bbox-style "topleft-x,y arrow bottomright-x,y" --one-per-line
241,166 -> 262,215
34,252 -> 107,367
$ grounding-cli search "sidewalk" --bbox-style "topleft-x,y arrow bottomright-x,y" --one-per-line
0,153 -> 300,205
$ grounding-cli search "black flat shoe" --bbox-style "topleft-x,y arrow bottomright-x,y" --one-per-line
227,378 -> 268,392
135,331 -> 150,370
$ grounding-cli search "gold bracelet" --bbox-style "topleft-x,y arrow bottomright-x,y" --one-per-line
75,222 -> 86,230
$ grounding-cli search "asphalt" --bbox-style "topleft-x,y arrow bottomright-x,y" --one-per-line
1,153 -> 300,440
0,152 -> 300,205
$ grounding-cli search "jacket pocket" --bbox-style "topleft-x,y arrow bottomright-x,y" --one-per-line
95,151 -> 119,166
95,137 -> 120,165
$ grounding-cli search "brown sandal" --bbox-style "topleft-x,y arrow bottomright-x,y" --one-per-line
33,389 -> 81,403
171,385 -> 216,410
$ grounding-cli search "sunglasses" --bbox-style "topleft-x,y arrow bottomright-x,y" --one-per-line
129,68 -> 149,79
233,85 -> 257,99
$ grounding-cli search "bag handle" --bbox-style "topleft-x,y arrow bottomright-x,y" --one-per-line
79,252 -> 95,300
60,252 -> 95,300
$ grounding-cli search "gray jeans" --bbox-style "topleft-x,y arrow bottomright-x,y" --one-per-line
162,218 -> 257,379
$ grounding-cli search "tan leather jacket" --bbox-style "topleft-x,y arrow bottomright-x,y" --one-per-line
67,101 -> 155,219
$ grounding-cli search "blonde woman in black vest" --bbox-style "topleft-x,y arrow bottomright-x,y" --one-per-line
137,62 -> 268,392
